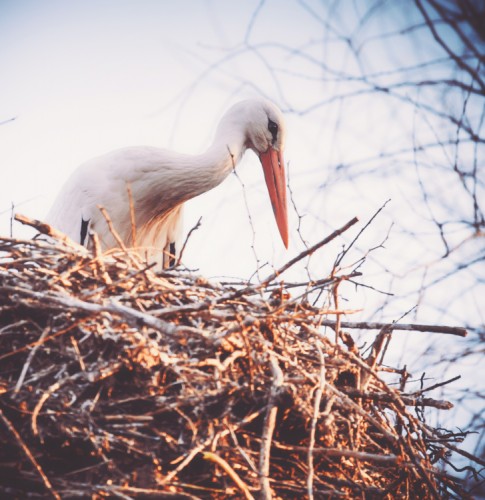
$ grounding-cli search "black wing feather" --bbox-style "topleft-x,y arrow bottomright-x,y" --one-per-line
168,242 -> 176,268
80,218 -> 90,246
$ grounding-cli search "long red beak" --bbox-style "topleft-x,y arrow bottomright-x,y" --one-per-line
260,147 -> 289,248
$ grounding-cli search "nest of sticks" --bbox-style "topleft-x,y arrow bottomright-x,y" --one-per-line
0,214 -> 478,499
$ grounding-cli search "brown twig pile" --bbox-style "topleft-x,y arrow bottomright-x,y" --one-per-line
0,215 -> 479,499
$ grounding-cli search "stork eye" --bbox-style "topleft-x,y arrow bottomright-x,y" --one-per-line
268,119 -> 278,143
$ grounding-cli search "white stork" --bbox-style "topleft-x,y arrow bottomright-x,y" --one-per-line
46,98 -> 288,268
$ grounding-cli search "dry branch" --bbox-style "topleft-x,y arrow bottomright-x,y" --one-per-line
0,409 -> 61,500
321,319 -> 468,337
14,213 -> 84,250
261,216 -> 359,286
259,354 -> 283,499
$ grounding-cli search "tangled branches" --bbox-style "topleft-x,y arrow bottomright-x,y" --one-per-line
0,217 -> 480,498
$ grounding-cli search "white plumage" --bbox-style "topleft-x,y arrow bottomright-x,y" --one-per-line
47,99 -> 289,268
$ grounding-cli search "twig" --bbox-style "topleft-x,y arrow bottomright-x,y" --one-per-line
0,116 -> 16,126
176,216 -> 202,266
276,443 -> 415,466
90,230 -> 113,284
261,217 -> 359,286
232,167 -> 263,279
408,375 -> 462,397
0,284 -> 181,337
307,342 -> 325,500
202,451 -> 255,500
321,320 -> 467,337
97,205 -> 146,270
126,182 -> 137,246
98,206 -> 128,251
0,409 -> 61,500
362,325 -> 392,389
342,388 -> 453,410
82,260 -> 159,298
325,383 -> 398,443
14,325 -> 50,393
259,354 -> 284,499
32,380 -> 63,437
0,320 -> 82,362
10,202 -> 14,237
160,440 -> 209,485
334,200 -> 390,268
14,213 -> 85,250
159,411 -> 264,486
444,442 -> 485,468
70,336 -> 86,372
31,364 -> 121,438
331,280 -> 342,345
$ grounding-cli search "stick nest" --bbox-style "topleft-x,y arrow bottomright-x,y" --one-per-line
0,220 -> 476,499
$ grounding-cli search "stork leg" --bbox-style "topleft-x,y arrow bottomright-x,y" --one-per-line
161,241 -> 177,269
168,242 -> 176,268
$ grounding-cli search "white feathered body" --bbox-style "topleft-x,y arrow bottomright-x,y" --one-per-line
47,136 -> 243,266
46,99 -> 287,268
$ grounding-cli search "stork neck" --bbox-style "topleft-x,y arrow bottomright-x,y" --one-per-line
128,110 -> 251,235
187,123 -> 247,197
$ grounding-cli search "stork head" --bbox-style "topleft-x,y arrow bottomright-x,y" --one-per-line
231,99 -> 289,248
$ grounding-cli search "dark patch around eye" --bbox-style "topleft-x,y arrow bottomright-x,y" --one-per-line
268,119 -> 278,144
